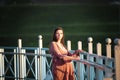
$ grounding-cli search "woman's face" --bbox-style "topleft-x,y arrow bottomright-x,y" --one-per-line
55,30 -> 63,41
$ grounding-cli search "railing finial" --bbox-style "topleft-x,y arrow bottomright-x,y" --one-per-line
38,35 -> 42,39
88,37 -> 93,43
114,38 -> 120,46
38,35 -> 43,48
106,38 -> 112,44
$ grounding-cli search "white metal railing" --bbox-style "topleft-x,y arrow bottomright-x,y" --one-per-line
0,48 -> 115,80
0,35 -> 120,80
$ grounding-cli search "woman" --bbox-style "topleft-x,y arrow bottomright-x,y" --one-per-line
49,27 -> 83,80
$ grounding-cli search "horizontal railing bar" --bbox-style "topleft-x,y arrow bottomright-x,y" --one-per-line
76,59 -> 114,70
1,76 -> 36,80
0,47 -> 17,49
0,52 -> 52,57
80,52 -> 114,61
0,47 -> 49,50
21,47 -> 38,50
41,48 -> 49,50
40,54 -> 52,57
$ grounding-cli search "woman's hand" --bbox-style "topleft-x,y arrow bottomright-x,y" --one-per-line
72,49 -> 85,57
74,56 -> 80,60
75,49 -> 84,55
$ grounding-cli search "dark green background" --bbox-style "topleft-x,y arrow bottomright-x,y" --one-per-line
0,3 -> 119,54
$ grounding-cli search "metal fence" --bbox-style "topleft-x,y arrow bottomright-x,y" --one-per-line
0,35 -> 120,80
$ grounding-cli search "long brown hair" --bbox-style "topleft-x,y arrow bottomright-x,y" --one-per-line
52,27 -> 65,46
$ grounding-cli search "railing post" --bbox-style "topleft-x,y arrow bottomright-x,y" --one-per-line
38,35 -> 45,80
35,49 -> 38,80
96,43 -> 103,80
0,49 -> 4,80
18,39 -> 23,80
16,38 -> 26,80
114,38 -> 120,80
14,39 -> 22,80
14,48 -> 17,80
105,38 -> 113,79
77,41 -> 85,80
67,40 -> 71,51
20,49 -> 26,79
88,37 -> 93,54
97,42 -> 102,56
87,37 -> 94,80
18,38 -> 26,80
106,38 -> 112,58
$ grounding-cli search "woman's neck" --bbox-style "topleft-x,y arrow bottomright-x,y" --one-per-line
57,40 -> 61,43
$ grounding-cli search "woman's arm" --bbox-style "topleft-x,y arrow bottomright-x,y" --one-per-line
50,42 -> 80,61
69,50 -> 84,57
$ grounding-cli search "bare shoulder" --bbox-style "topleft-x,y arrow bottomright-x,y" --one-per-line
50,41 -> 56,45
51,41 -> 56,44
